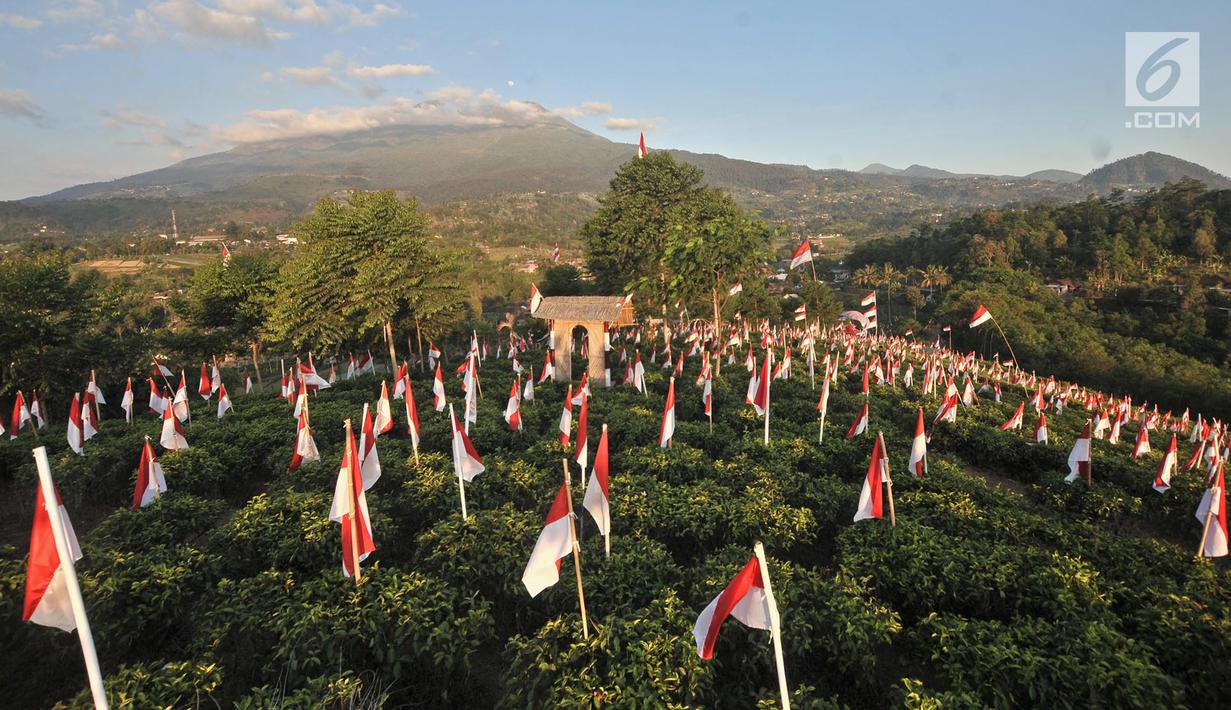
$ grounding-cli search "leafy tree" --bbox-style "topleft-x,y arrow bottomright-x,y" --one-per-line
177,253 -> 278,375
540,265 -> 592,296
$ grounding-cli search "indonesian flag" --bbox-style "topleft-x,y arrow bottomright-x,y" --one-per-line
659,377 -> 676,448
854,435 -> 889,521
359,403 -> 382,488
80,392 -> 98,443
970,305 -> 993,328
1064,420 -> 1092,484
160,399 -> 189,451
559,385 -> 574,447
148,378 -> 166,415
1000,402 -> 1024,431
530,283 -> 544,314
1196,462 -> 1228,557
522,482 -> 575,597
198,363 -> 212,400
1154,434 -> 1178,493
173,371 -> 190,422
728,282 -> 743,296
933,394 -> 958,425
504,378 -> 523,432
523,369 -> 536,401
860,291 -> 876,308
356,351 -> 374,375
432,364 -> 447,411
31,389 -> 47,428
1132,422 -> 1152,459
405,377 -> 422,447
752,353 -> 771,417
1034,412 -> 1049,445
392,363 -> 408,399
583,425 -> 611,538
702,373 -> 713,418
817,369 -> 831,419
846,401 -> 869,439
540,350 -> 556,383
301,357 -> 331,390
908,407 -> 927,478
637,131 -> 647,158
692,554 -> 773,659
22,481 -> 83,631
217,383 -> 232,419
789,240 -> 813,270
154,358 -> 174,378
244,370 -> 253,393
211,360 -> 222,393
288,402 -> 319,471
572,372 -> 590,405
87,371 -> 106,405
632,351 -> 647,394
793,304 -> 807,322
346,353 -> 356,380
374,380 -> 394,435
450,411 -> 485,482
66,394 -> 85,456
574,391 -> 589,470
221,242 -> 231,261
132,439 -> 167,509
552,243 -> 561,262
428,342 -> 442,368
11,390 -> 31,438
329,424 -> 376,578
119,380 -> 133,424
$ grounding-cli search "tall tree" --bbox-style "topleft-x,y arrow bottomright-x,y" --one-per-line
178,253 -> 278,376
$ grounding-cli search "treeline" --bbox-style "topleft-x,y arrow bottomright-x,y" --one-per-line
848,179 -> 1231,417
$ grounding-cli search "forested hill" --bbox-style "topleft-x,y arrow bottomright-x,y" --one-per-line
847,179 -> 1231,417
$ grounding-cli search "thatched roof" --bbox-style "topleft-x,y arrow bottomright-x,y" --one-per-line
532,296 -> 635,326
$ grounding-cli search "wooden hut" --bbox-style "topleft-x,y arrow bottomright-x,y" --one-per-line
531,296 -> 636,382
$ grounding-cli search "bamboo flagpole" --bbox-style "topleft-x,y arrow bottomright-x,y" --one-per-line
343,419 -> 361,584
878,431 -> 897,526
753,541 -> 791,710
32,447 -> 109,710
562,458 -> 590,640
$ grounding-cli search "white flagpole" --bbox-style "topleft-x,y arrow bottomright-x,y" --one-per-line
449,404 -> 468,520
763,350 -> 773,446
753,541 -> 790,710
32,447 -> 109,710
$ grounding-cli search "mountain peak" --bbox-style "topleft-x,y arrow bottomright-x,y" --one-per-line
1080,152 -> 1231,189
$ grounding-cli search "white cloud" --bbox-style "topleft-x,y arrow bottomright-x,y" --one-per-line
283,65 -> 340,86
604,117 -> 657,132
0,13 -> 42,29
0,89 -> 48,124
553,101 -> 612,119
329,1 -> 400,27
149,0 -> 291,45
216,0 -> 328,24
59,32 -> 128,52
213,86 -> 554,143
346,63 -> 435,79
102,108 -> 167,130
45,1 -> 105,23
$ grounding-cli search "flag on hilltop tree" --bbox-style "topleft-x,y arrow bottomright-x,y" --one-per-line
66,394 -> 85,456
132,438 -> 167,510
217,383 -> 232,419
374,381 -> 394,435
120,380 -> 133,424
10,391 -> 31,439
854,435 -> 890,522
160,400 -> 188,451
329,423 -> 376,578
970,305 -> 993,328
908,407 -> 927,478
1154,434 -> 1178,493
360,404 -> 382,488
522,482 -> 575,597
692,551 -> 775,660
1195,462 -> 1228,558
846,401 -> 869,439
583,425 -> 611,554
789,240 -> 813,270
659,377 -> 676,448
198,363 -> 212,400
22,479 -> 83,631
1064,420 -> 1092,484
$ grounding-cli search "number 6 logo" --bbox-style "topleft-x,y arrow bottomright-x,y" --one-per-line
1126,33 -> 1199,107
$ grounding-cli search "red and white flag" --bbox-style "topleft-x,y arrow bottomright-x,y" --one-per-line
288,402 -> 319,471
119,380 -> 133,424
359,403 -> 382,488
846,401 -> 869,439
659,377 -> 676,448
329,424 -> 376,578
637,131 -> 647,158
728,282 -> 743,296
908,407 -> 927,478
559,384 -> 574,446
860,291 -> 876,308
752,353 -> 771,417
970,305 -> 993,328
1154,434 -> 1178,493
374,380 -> 394,435
30,389 -> 47,428
153,358 -> 174,378
198,362 -> 212,400
551,243 -> 561,262
244,369 -> 253,393
216,382 -> 233,419
1034,412 -> 1049,445
147,378 -> 166,415
22,476 -> 83,631
529,283 -> 544,313
854,435 -> 889,522
392,363 -> 408,399
504,377 -> 523,432
66,394 -> 85,456
132,438 -> 167,509
450,410 -> 485,482
432,363 -> 447,412
10,390 -> 31,439
221,242 -> 231,261
405,377 -> 422,448
583,425 -> 611,545
1000,402 -> 1024,431
692,550 -> 775,659
1064,420 -> 1092,484
1131,421 -> 1151,460
87,370 -> 106,405
1196,462 -> 1229,558
522,483 -> 575,597
574,390 -> 589,470
356,350 -> 375,375
160,399 -> 189,451
173,371 -> 190,422
789,241 -> 813,270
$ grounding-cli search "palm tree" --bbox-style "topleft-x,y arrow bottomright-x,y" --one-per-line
853,265 -> 879,289
919,264 -> 952,299
879,264 -> 905,328
497,311 -> 519,353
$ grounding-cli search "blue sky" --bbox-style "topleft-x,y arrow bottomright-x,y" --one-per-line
0,0 -> 1227,200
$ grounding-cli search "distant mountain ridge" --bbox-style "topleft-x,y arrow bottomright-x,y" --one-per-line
859,163 -> 1083,184
1079,151 -> 1231,189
